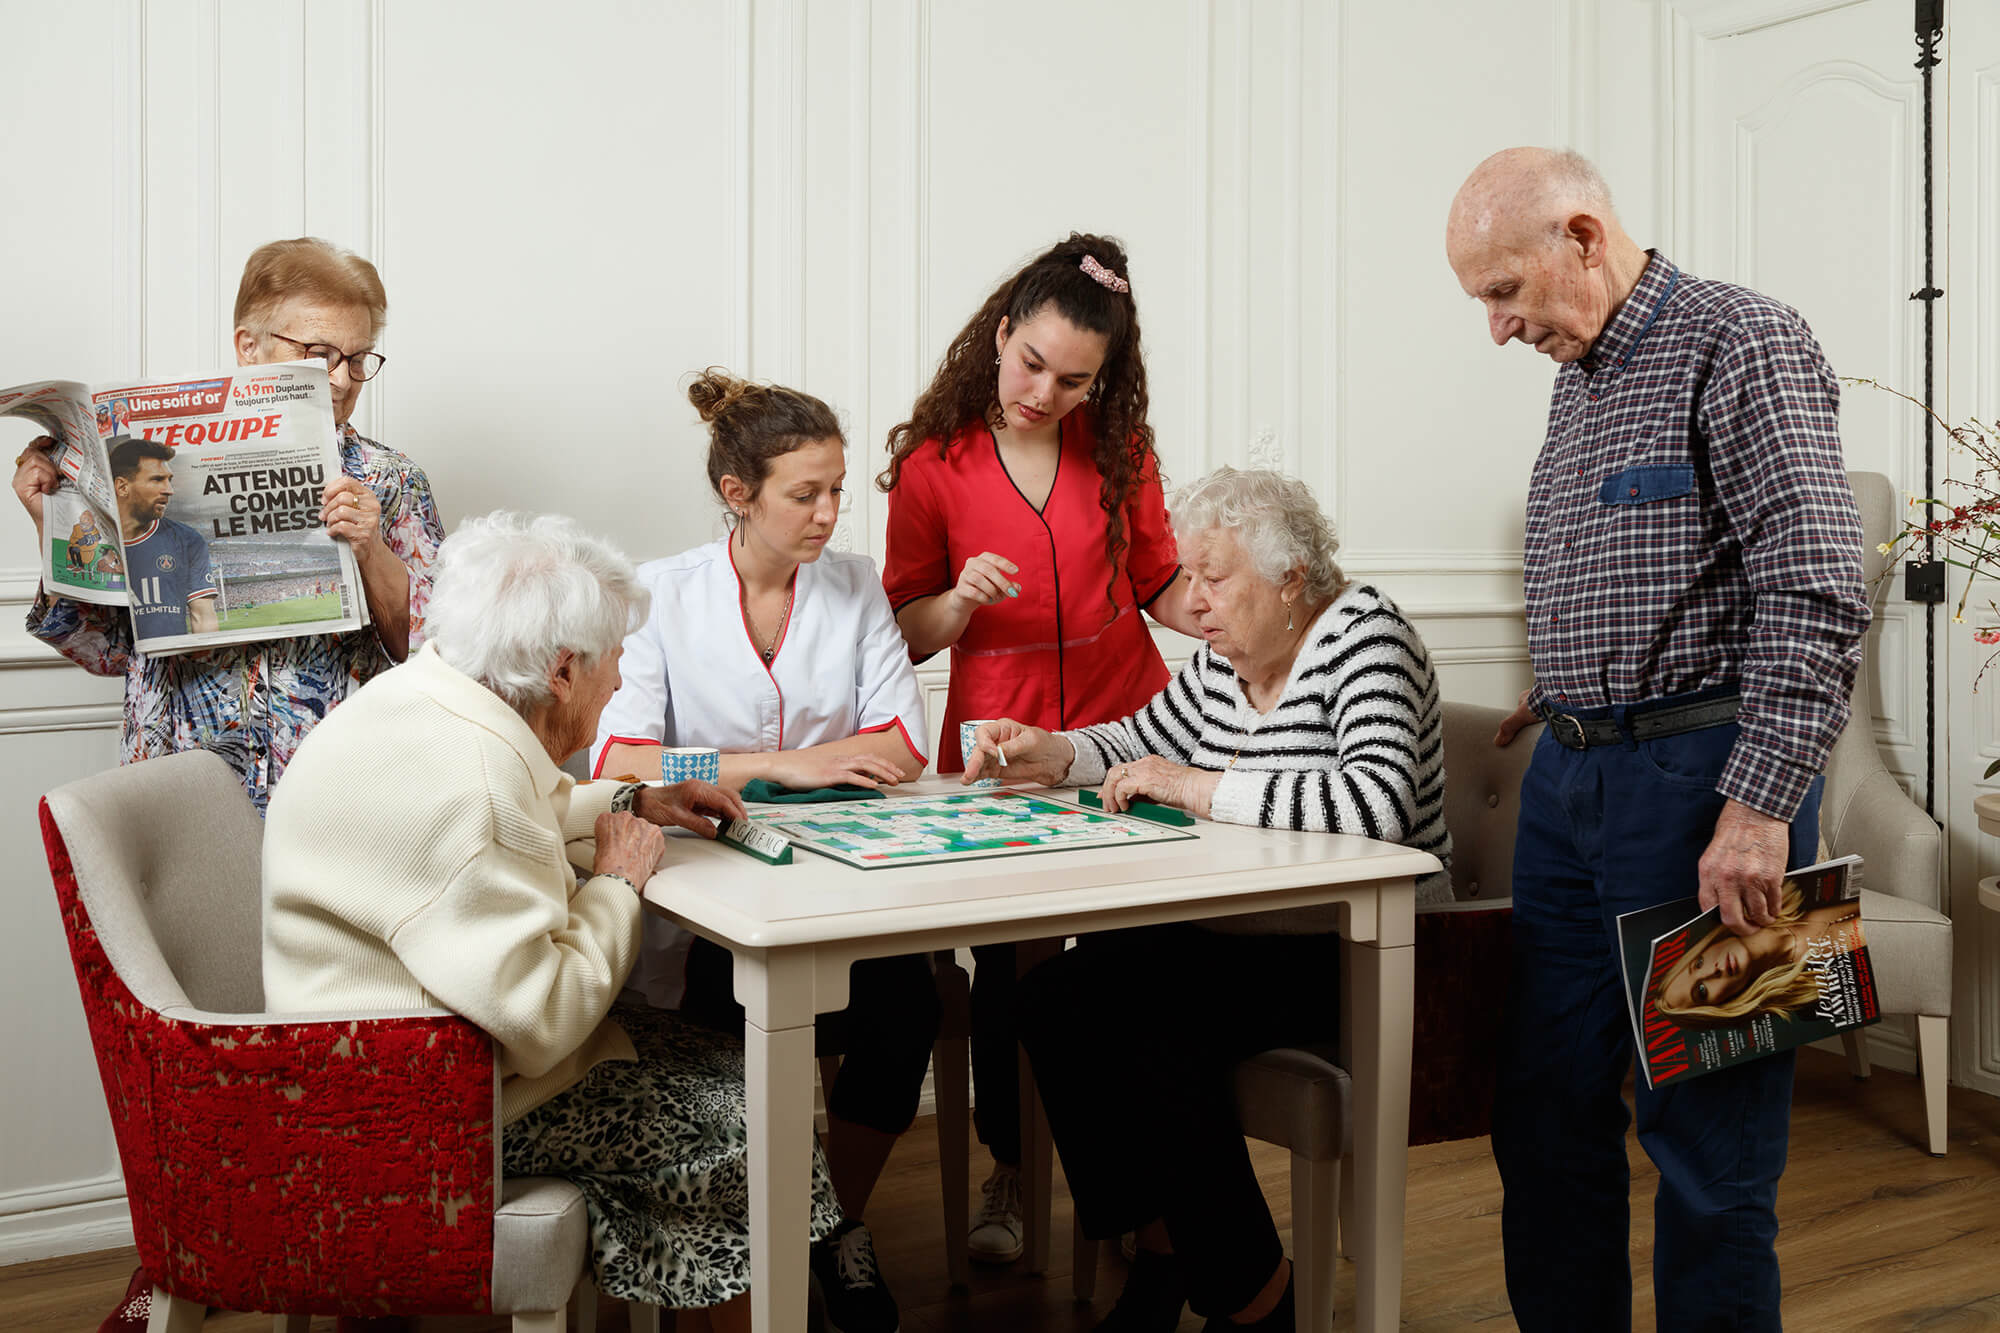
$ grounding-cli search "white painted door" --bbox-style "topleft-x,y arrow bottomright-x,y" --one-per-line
1668,0 -> 1945,1077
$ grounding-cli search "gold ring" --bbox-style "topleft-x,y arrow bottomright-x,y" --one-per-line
347,493 -> 360,506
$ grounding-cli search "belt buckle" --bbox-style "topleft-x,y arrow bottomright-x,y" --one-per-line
1549,713 -> 1590,750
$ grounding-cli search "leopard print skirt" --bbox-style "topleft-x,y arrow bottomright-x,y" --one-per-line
502,1003 -> 844,1309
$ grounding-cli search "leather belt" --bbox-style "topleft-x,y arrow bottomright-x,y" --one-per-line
1539,695 -> 1740,751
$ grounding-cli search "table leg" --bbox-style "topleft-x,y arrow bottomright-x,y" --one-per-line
1347,933 -> 1414,1332
738,948 -> 820,1333
1015,936 -> 1062,1273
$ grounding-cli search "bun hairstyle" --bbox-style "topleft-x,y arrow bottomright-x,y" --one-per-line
687,368 -> 844,508
878,233 -> 1155,621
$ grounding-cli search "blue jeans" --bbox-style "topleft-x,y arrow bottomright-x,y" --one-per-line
1492,706 -> 1821,1333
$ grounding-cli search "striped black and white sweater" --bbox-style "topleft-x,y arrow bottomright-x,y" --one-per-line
1063,582 -> 1453,905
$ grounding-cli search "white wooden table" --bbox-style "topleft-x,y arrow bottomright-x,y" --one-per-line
1974,793 -> 2000,913
641,778 -> 1440,1332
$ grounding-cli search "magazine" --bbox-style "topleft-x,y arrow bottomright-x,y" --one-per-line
2,364 -> 366,656
1617,854 -> 1878,1090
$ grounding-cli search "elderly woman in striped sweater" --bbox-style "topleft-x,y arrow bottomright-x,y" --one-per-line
963,466 -> 1451,1333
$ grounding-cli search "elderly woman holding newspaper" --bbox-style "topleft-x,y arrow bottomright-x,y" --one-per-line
7,237 -> 438,1333
9,237 -> 439,815
963,466 -> 1453,1332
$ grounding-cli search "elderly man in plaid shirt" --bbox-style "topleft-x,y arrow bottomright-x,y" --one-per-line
1446,147 -> 1870,1332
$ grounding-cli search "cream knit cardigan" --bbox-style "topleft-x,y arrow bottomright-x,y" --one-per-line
263,643 -> 640,1124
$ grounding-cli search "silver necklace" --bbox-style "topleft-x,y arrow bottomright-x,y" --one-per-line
749,582 -> 795,664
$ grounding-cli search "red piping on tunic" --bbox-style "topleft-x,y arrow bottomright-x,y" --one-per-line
857,717 -> 930,769
592,733 -> 662,780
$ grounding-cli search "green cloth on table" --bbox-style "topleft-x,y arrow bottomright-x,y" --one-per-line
1073,787 -> 1197,826
738,779 -> 886,804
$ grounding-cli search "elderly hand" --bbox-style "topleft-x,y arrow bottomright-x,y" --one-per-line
1698,799 -> 1790,935
10,435 -> 60,528
1099,755 -> 1221,819
592,810 -> 667,887
320,476 -> 383,554
635,779 -> 748,839
1494,687 -> 1537,747
962,719 -> 1074,786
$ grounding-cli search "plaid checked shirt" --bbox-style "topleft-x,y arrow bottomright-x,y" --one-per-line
1524,251 -> 1870,821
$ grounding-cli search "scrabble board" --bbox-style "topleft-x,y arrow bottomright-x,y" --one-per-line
745,788 -> 1196,870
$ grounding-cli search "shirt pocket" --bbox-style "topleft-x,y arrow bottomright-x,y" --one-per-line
1598,463 -> 1694,505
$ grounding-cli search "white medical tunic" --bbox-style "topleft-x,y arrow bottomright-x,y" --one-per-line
591,535 -> 929,1005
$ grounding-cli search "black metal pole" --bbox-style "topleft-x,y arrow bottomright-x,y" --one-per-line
1915,0 -> 1944,819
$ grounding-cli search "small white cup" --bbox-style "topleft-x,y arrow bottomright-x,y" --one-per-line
662,746 -> 722,784
960,719 -> 1003,788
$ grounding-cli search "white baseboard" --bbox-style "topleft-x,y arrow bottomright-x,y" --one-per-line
0,1194 -> 133,1266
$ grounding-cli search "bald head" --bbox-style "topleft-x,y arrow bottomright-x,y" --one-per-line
1445,147 -> 1648,364
1447,147 -> 1617,253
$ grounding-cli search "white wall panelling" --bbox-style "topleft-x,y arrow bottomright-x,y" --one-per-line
0,0 -> 1560,1262
1,10 -> 148,1261
0,708 -> 123,1264
9,0 -> 1996,1262
1948,0 -> 2000,1096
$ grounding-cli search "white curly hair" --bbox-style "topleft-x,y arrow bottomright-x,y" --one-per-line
1169,466 -> 1347,603
424,511 -> 650,714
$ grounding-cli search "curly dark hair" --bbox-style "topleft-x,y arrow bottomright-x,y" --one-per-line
877,232 -> 1156,621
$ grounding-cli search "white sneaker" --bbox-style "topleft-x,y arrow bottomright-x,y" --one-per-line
967,1163 -> 1026,1264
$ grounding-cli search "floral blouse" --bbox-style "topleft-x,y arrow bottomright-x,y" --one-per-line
26,424 -> 444,812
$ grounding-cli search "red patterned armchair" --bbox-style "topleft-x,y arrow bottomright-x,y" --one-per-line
40,750 -> 599,1332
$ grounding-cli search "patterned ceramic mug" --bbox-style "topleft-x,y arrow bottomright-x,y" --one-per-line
661,746 -> 722,784
959,720 -> 1003,788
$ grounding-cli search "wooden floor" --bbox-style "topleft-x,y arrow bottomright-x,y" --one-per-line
4,1049 -> 1996,1332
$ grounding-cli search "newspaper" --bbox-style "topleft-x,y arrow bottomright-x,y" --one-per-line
1,362 -> 367,656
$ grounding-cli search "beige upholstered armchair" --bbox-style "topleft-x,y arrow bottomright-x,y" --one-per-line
1407,703 -> 1538,1146
1828,471 -> 1951,1155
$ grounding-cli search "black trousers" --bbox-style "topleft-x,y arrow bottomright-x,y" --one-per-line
969,942 -> 1021,1164
1016,923 -> 1341,1318
683,936 -> 942,1136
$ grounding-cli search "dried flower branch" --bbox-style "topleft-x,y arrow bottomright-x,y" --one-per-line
1847,379 -> 2000,774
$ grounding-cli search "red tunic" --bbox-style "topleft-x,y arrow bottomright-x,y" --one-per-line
883,413 -> 1181,772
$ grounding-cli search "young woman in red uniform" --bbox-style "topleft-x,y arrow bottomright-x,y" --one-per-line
879,232 -> 1198,1278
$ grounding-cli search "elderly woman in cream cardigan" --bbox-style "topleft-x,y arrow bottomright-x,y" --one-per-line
261,512 -> 842,1333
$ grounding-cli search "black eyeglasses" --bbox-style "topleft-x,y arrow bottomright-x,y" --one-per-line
269,331 -> 388,382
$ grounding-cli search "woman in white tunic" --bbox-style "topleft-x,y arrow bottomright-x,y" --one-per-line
592,370 -> 928,1333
